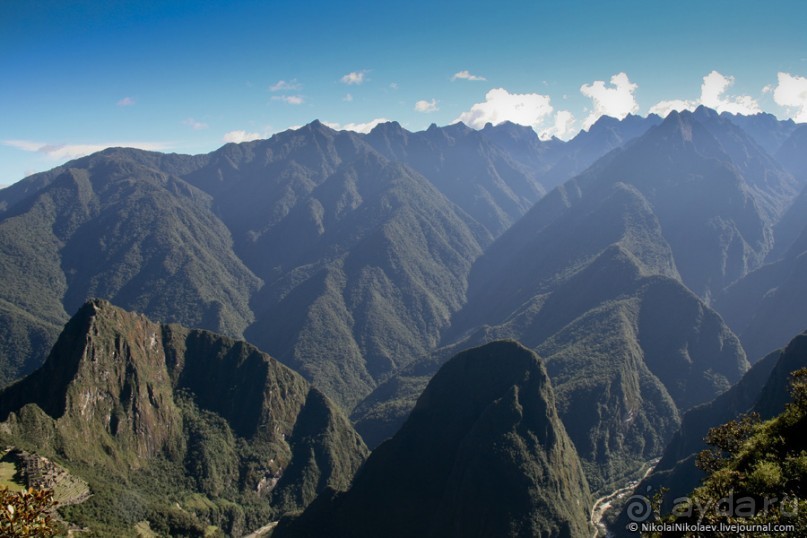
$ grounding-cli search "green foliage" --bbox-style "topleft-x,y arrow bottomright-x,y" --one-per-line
0,301 -> 367,536
695,413 -> 760,474
647,368 -> 807,536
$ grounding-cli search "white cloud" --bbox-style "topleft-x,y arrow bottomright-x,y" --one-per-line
451,70 -> 486,81
580,72 -> 639,129
772,72 -> 807,122
222,130 -> 262,143
414,99 -> 438,113
648,98 -> 697,117
3,139 -> 169,160
117,96 -> 135,106
700,71 -> 760,115
269,79 -> 302,91
343,93 -> 353,102
649,70 -> 761,117
455,88 -> 555,132
182,118 -> 208,130
272,95 -> 304,105
389,82 -> 399,90
539,110 -> 577,140
341,71 -> 367,85
323,118 -> 391,134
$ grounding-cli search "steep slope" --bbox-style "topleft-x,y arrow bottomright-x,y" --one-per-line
186,126 -> 485,408
775,123 -> 807,182
630,354 -> 807,535
613,331 -> 807,534
275,341 -> 593,538
0,300 -> 368,536
720,111 -> 797,158
0,150 -> 259,386
0,124 -> 486,411
538,113 -> 662,189
769,125 -> 807,259
717,221 -> 807,362
355,181 -> 747,492
691,106 -> 800,225
363,121 -> 544,239
470,108 -> 783,304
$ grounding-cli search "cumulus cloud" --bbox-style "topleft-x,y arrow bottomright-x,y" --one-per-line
539,110 -> 577,140
455,88 -> 554,131
700,71 -> 760,115
414,99 -> 438,113
269,79 -> 301,91
451,70 -> 486,81
3,139 -> 169,160
323,118 -> 391,133
182,118 -> 208,130
341,71 -> 367,85
222,130 -> 262,143
649,70 -> 761,117
580,72 -> 639,129
343,93 -> 353,102
648,98 -> 697,117
272,95 -> 304,105
772,72 -> 807,122
117,96 -> 135,106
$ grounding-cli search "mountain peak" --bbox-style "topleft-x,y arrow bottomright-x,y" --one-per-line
275,340 -> 593,538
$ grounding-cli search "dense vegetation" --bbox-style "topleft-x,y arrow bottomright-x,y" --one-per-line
275,341 -> 593,538
1,108 -> 807,536
0,300 -> 367,536
642,368 -> 807,536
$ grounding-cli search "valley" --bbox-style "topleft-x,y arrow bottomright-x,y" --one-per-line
1,107 -> 807,536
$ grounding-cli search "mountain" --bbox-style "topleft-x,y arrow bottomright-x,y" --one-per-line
274,341 -> 593,538
768,126 -> 807,259
612,331 -> 807,535
183,123 -> 485,407
0,300 -> 368,536
720,111 -> 797,156
716,220 -> 807,362
0,149 -> 260,387
537,113 -> 662,189
363,120 -> 545,239
354,177 -> 748,492
775,123 -> 807,182
630,346 -> 807,535
0,123 -> 485,410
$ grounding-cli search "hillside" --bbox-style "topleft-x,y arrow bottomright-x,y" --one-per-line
613,331 -> 807,535
0,300 -> 368,536
274,341 -> 593,538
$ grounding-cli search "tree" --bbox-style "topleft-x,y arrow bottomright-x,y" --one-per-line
0,487 -> 61,537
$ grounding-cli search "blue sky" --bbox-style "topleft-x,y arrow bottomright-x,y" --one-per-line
2,0 -> 807,185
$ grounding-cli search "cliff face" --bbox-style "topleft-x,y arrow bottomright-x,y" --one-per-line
275,341 -> 593,538
0,300 -> 368,535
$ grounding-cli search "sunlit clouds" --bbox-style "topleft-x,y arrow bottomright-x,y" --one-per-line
771,72 -> 807,122
2,139 -> 170,160
580,73 -> 639,130
650,71 -> 761,117
341,71 -> 368,85
323,118 -> 391,133
415,99 -> 438,113
222,130 -> 262,143
451,70 -> 486,81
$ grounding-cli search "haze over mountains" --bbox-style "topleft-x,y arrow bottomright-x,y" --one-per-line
1,106 -> 807,535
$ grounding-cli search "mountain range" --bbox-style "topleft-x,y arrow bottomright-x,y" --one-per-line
0,300 -> 367,536
1,106 -> 807,535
